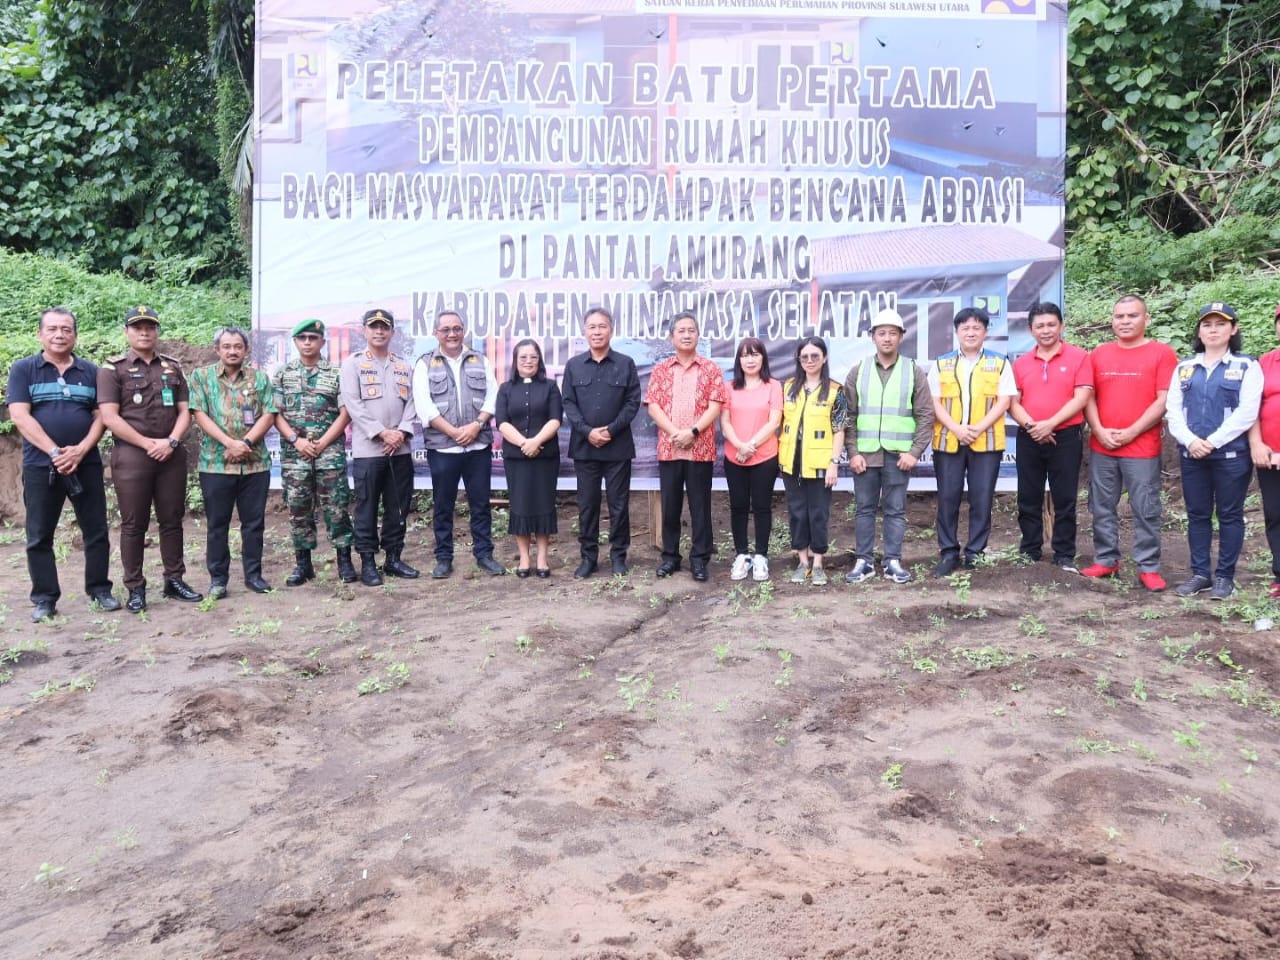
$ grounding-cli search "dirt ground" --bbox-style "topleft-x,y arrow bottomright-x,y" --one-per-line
4,454 -> 1280,959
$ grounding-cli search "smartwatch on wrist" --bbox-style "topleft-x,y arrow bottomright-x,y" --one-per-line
691,426 -> 701,438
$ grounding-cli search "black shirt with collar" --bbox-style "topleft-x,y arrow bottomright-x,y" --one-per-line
560,348 -> 641,461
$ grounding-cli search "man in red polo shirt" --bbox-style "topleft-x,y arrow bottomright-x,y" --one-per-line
1010,301 -> 1093,572
1082,294 -> 1178,591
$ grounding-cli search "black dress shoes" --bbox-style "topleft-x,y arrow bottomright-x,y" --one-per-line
245,575 -> 273,594
691,562 -> 709,582
476,556 -> 506,576
90,593 -> 122,612
384,553 -> 420,579
431,560 -> 453,579
209,583 -> 229,601
163,578 -> 203,602
516,567 -> 533,579
31,602 -> 57,622
656,560 -> 681,578
574,559 -> 598,579
126,587 -> 147,614
611,558 -> 629,576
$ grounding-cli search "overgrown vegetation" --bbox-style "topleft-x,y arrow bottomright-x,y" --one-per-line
0,249 -> 248,380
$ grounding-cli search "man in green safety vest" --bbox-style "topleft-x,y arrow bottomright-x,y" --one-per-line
843,308 -> 935,584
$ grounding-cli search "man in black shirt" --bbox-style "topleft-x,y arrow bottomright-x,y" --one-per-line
561,307 -> 642,578
7,307 -> 118,621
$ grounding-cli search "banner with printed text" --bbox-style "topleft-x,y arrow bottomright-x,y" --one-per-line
254,0 -> 1065,488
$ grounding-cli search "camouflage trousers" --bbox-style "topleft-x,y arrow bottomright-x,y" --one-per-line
281,463 -> 354,551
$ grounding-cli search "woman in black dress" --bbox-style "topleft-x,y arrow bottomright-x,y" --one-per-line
495,339 -> 563,577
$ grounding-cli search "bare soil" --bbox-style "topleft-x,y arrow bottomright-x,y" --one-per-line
4,466 -> 1280,959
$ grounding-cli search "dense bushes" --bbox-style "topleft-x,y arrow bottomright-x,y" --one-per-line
0,249 -> 249,381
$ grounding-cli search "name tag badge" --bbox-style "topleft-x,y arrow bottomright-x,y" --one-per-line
161,388 -> 175,407
242,405 -> 256,426
1225,368 -> 1244,380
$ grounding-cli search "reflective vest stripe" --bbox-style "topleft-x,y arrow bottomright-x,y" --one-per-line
856,359 -> 915,452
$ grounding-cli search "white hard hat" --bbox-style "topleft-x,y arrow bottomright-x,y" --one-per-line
870,308 -> 905,332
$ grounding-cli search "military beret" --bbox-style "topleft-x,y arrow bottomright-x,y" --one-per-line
292,318 -> 325,337
362,308 -> 394,328
125,305 -> 160,326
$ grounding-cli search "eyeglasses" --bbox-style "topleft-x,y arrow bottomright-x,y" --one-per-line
295,334 -> 322,342
798,353 -> 824,362
56,376 -> 71,398
437,326 -> 464,335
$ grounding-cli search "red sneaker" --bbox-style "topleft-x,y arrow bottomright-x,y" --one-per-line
1080,562 -> 1119,578
1268,582 -> 1280,600
1138,571 -> 1167,592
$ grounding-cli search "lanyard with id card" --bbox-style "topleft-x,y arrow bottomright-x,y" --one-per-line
242,387 -> 257,427
160,373 -> 175,407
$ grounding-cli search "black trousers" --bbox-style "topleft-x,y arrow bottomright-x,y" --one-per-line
658,459 -> 713,565
724,457 -> 778,556
1015,425 -> 1082,563
352,454 -> 415,556
782,471 -> 832,555
200,471 -> 270,584
573,458 -> 632,563
1259,466 -> 1280,580
427,449 -> 493,562
934,446 -> 1001,561
24,461 -> 112,606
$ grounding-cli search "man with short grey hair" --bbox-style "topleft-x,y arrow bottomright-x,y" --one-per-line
189,326 -> 278,598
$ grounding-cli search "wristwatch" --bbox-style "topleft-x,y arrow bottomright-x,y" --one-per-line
287,433 -> 299,444
49,446 -> 62,458
167,437 -> 180,449
691,426 -> 701,437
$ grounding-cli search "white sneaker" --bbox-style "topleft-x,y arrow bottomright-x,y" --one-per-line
844,558 -> 875,583
730,553 -> 752,581
751,554 -> 770,581
884,559 -> 914,584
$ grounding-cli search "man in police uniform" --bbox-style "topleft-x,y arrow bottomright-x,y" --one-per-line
411,309 -> 503,579
339,308 -> 419,585
189,326 -> 277,598
98,306 -> 203,612
7,307 -> 118,620
274,318 -> 357,585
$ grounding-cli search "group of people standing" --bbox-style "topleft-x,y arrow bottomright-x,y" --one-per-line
10,295 -> 1280,623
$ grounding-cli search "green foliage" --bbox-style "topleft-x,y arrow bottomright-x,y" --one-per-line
0,249 -> 248,380
1068,1 -> 1280,232
0,0 -> 243,279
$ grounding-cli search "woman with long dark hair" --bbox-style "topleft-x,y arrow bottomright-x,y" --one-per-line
495,339 -> 562,577
720,337 -> 783,581
778,336 -> 846,585
1168,303 -> 1261,600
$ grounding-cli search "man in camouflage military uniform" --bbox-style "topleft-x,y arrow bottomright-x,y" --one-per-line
273,318 -> 357,585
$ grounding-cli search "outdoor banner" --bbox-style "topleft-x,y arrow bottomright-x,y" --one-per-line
253,0 -> 1066,489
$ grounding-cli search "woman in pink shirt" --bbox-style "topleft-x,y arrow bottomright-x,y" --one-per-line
720,338 -> 783,581
1248,303 -> 1280,597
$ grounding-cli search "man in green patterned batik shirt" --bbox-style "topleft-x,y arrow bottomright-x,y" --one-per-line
273,319 -> 357,586
189,326 -> 278,598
